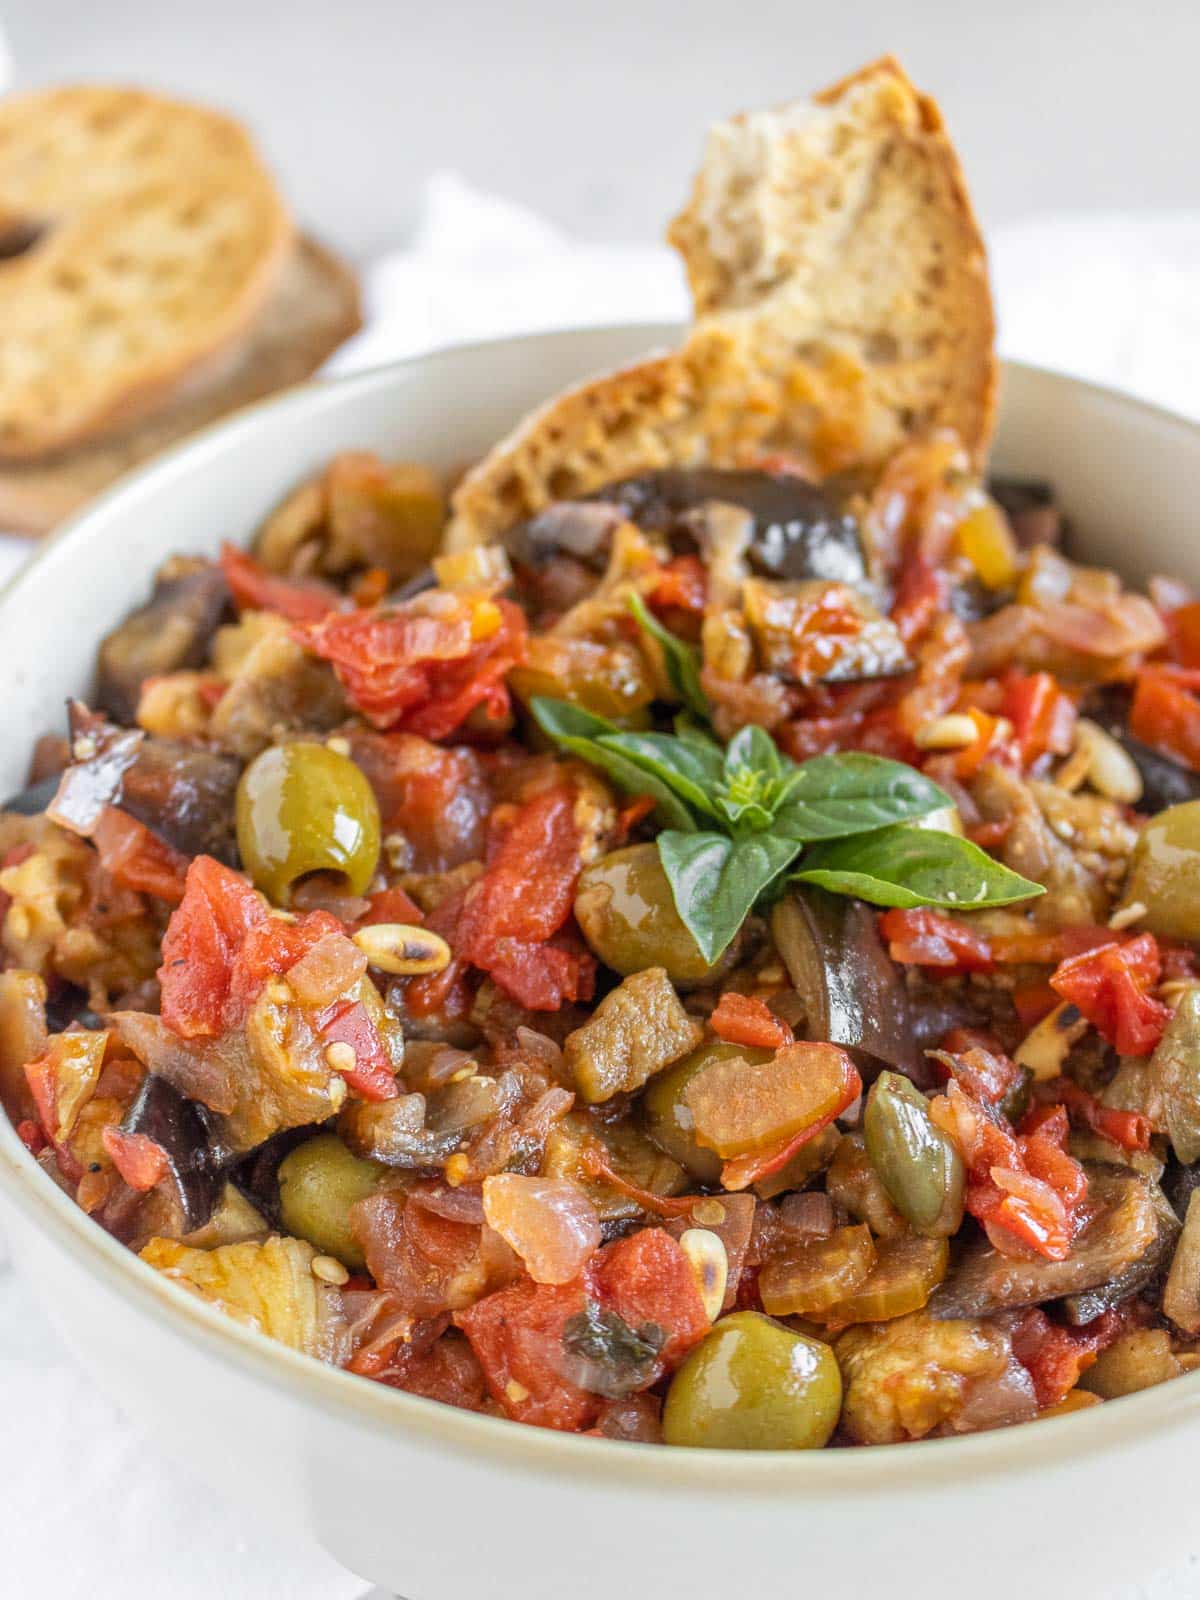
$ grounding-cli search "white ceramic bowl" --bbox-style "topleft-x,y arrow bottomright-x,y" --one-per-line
3,327 -> 1200,1600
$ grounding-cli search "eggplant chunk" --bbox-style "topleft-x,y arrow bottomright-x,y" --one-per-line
121,1074 -> 231,1234
120,738 -> 241,864
587,469 -> 868,587
771,888 -> 924,1084
96,557 -> 230,722
929,1168 -> 1163,1320
1059,1178 -> 1180,1324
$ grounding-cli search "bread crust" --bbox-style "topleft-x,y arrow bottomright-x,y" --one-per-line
0,86 -> 294,460
0,234 -> 361,534
446,57 -> 996,550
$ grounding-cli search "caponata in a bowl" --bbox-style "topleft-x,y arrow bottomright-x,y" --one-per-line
5,55 -> 1200,1457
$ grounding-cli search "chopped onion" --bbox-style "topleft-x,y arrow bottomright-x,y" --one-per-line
482,1174 -> 600,1284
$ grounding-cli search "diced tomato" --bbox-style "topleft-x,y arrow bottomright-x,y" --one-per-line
708,992 -> 793,1051
931,1082 -> 1087,1261
294,595 -> 528,740
1003,672 -> 1077,769
891,552 -> 947,647
965,818 -> 1012,851
220,542 -> 341,623
225,908 -> 345,1021
313,996 -> 398,1101
92,806 -> 189,904
649,555 -> 707,615
1011,1306 -> 1137,1408
951,708 -> 1013,781
1011,981 -> 1061,1028
100,1126 -> 170,1191
1049,932 -> 1170,1058
371,1332 -> 487,1411
452,784 -> 590,1011
158,857 -> 269,1037
354,885 -> 425,928
587,1229 -> 709,1368
455,1278 -> 596,1431
933,1026 -> 1025,1105
1029,1079 -> 1152,1153
345,729 -> 489,871
879,907 -> 994,972
159,856 -> 359,1038
1165,600 -> 1200,669
1129,665 -> 1200,772
990,924 -> 1113,967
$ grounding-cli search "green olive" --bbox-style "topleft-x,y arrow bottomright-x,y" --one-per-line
863,1071 -> 964,1237
662,1311 -> 842,1449
236,741 -> 381,906
574,844 -> 740,985
641,1040 -> 772,1184
277,1133 -> 388,1268
1120,800 -> 1200,941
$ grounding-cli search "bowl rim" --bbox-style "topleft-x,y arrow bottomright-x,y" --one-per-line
4,324 -> 1200,1490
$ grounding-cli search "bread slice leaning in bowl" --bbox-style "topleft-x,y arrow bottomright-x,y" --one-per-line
445,55 -> 996,551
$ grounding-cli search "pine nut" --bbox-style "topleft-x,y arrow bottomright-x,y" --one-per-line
1073,719 -> 1143,804
914,713 -> 979,751
311,1254 -> 350,1286
352,922 -> 452,975
679,1228 -> 728,1321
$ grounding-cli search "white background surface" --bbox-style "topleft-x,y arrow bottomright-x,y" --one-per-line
2,7 -> 1200,1597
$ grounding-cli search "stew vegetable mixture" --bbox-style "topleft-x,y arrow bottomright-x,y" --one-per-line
7,441 -> 1200,1449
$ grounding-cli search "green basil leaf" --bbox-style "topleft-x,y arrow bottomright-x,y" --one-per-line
597,729 -> 724,818
790,825 -> 1045,909
724,724 -> 790,783
773,753 -> 952,842
658,828 -> 803,965
628,592 -> 709,720
529,698 -> 698,832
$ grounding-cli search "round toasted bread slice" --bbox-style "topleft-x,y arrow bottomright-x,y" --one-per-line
446,57 -> 995,550
0,234 -> 361,534
0,85 -> 292,459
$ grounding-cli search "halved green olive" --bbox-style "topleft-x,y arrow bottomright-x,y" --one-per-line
236,741 -> 381,905
863,1071 -> 964,1237
662,1311 -> 841,1449
574,843 -> 740,985
641,1040 -> 772,1184
277,1133 -> 389,1268
1120,800 -> 1200,941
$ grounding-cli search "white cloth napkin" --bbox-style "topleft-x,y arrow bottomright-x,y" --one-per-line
3,165 -> 1200,1599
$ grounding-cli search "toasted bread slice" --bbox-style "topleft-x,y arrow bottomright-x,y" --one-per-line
0,85 -> 292,460
0,234 -> 361,534
446,57 -> 995,549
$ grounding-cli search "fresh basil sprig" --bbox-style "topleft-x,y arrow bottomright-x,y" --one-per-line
530,695 -> 1043,965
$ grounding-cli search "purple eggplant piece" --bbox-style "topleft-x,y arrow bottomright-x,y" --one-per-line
120,739 -> 241,865
95,558 -> 231,723
589,468 -> 868,587
770,886 -> 926,1086
121,1074 -> 233,1232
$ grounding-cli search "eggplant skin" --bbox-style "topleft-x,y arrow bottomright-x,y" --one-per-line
95,558 -> 230,724
586,469 -> 868,587
928,1167 -> 1163,1320
122,1074 -> 230,1233
771,888 -> 925,1086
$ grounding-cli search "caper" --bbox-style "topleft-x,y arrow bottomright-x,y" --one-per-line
1120,800 -> 1200,941
236,740 -> 381,906
863,1071 -> 964,1237
574,843 -> 741,985
641,1040 -> 772,1184
277,1133 -> 388,1268
662,1311 -> 841,1449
